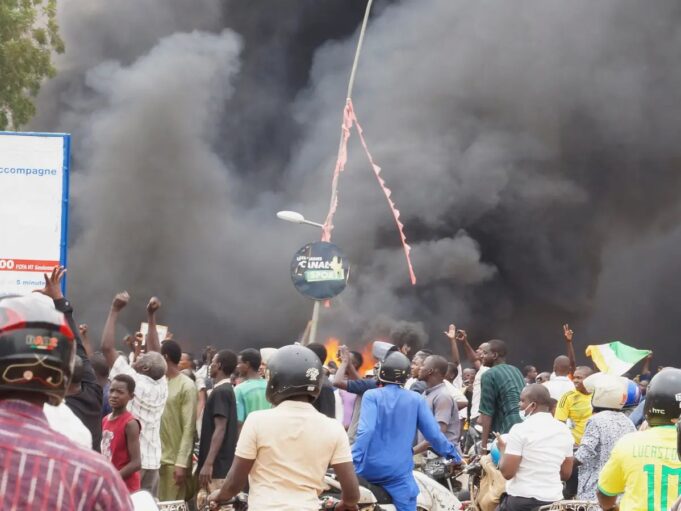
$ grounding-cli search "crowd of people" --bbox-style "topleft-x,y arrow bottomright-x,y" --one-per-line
0,266 -> 679,511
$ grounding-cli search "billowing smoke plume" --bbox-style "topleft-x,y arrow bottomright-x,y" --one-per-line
32,0 -> 681,368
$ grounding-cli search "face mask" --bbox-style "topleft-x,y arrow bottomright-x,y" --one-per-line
519,403 -> 535,421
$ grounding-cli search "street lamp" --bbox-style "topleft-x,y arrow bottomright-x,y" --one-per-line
276,210 -> 325,229
276,210 -> 324,346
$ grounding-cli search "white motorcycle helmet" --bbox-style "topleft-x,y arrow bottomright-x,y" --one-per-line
583,372 -> 627,410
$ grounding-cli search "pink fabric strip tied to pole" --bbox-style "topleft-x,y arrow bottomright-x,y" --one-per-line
321,99 -> 416,285
321,100 -> 353,243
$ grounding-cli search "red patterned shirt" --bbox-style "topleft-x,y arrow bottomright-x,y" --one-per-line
0,399 -> 133,511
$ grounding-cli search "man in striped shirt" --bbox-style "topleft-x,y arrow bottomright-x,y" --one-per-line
102,291 -> 169,497
478,339 -> 525,454
0,292 -> 132,510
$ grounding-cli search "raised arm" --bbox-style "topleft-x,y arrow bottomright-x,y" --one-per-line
563,324 -> 577,375
145,296 -> 162,353
36,267 -> 95,382
444,324 -> 461,367
458,330 -> 481,370
101,292 -> 129,369
78,324 -> 94,358
333,346 -> 353,391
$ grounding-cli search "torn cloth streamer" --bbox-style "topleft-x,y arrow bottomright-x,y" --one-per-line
321,99 -> 416,285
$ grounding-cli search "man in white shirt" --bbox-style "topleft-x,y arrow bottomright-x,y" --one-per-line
101,292 -> 169,497
543,355 -> 575,405
497,384 -> 574,511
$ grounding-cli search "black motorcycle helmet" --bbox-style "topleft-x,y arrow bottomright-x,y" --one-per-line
377,350 -> 410,386
644,368 -> 681,427
265,345 -> 323,406
0,294 -> 76,405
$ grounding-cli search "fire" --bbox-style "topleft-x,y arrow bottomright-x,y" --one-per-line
323,337 -> 376,376
358,343 -> 375,375
323,338 -> 341,365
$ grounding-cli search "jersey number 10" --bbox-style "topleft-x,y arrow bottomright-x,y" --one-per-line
643,464 -> 681,511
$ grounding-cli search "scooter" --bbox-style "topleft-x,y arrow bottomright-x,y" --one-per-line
321,467 -> 462,511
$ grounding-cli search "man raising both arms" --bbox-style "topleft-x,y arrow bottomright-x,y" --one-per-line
101,292 -> 169,497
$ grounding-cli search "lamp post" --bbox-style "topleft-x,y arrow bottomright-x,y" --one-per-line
276,210 -> 325,229
276,210 -> 324,345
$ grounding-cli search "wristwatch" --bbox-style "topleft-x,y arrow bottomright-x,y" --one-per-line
53,297 -> 73,314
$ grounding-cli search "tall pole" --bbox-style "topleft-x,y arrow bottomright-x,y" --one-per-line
307,300 -> 320,346
346,0 -> 374,101
323,0 -> 375,240
310,0 -> 374,347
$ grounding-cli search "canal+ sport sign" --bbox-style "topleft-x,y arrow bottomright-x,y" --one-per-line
290,241 -> 349,300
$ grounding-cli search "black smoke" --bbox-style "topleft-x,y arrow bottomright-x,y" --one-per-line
29,0 -> 681,370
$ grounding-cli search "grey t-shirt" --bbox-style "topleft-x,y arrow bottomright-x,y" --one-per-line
419,382 -> 461,445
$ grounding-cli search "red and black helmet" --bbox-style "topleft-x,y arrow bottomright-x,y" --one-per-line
0,294 -> 75,405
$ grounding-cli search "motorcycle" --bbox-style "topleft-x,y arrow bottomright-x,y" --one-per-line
419,454 -> 468,496
321,466 -> 463,511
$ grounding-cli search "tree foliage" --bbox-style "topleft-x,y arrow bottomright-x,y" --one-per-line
0,0 -> 64,130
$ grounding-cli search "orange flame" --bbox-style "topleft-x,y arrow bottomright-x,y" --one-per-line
324,337 -> 376,376
323,338 -> 341,365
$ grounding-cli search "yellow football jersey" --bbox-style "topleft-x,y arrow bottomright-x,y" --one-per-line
555,390 -> 592,444
598,426 -> 681,511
